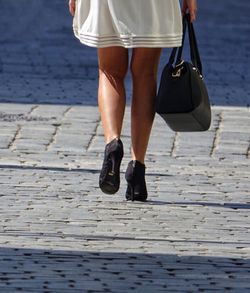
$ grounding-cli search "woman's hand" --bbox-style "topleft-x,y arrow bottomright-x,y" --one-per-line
69,0 -> 76,16
182,0 -> 197,22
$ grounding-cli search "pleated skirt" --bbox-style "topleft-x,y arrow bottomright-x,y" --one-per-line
73,0 -> 182,48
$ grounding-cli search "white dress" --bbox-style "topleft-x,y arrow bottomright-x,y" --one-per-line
73,0 -> 182,48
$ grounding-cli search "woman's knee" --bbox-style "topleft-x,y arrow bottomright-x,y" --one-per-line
98,47 -> 129,80
130,48 -> 161,80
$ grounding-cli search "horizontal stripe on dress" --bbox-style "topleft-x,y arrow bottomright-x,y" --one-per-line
74,31 -> 182,48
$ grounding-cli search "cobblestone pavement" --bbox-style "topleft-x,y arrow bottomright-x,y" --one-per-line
0,1 -> 250,292
0,104 -> 249,293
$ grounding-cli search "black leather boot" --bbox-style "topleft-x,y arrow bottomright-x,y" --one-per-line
99,138 -> 124,194
125,160 -> 148,201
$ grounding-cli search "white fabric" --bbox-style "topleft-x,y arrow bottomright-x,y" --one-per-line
73,0 -> 183,48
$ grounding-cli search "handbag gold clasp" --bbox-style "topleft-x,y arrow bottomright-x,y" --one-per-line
172,60 -> 184,78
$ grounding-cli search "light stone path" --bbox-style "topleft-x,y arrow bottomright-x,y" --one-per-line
0,104 -> 249,292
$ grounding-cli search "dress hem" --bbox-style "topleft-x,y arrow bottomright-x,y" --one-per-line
74,29 -> 182,48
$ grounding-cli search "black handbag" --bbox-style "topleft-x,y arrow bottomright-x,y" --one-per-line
156,14 -> 211,132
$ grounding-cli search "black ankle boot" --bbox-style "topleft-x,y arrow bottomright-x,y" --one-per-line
125,160 -> 148,201
99,138 -> 124,194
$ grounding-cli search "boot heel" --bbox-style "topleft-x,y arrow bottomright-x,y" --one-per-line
111,152 -> 122,175
126,183 -> 135,202
110,154 -> 116,175
125,160 -> 148,202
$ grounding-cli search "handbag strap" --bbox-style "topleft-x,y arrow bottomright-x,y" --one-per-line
169,17 -> 187,65
187,15 -> 202,74
169,14 -> 203,75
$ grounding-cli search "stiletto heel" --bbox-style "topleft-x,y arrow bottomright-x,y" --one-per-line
99,138 -> 124,194
127,183 -> 135,201
125,160 -> 148,201
111,155 -> 116,174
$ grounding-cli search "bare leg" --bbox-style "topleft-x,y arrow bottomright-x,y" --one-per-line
98,47 -> 128,143
130,48 -> 162,163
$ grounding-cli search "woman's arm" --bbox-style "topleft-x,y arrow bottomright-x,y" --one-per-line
69,0 -> 76,16
182,0 -> 197,22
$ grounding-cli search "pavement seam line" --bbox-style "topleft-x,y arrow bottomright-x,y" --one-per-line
63,106 -> 73,116
45,124 -> 60,151
45,106 -> 72,151
210,111 -> 224,157
27,105 -> 39,115
170,132 -> 179,157
7,124 -> 22,150
247,141 -> 250,159
86,117 -> 101,151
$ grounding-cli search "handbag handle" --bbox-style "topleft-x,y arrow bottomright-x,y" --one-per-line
169,14 -> 203,75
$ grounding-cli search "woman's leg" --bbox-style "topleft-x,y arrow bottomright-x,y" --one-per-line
98,47 -> 129,143
130,48 -> 162,163
98,47 -> 128,194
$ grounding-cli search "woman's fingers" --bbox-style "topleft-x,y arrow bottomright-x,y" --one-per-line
69,0 -> 76,16
182,2 -> 188,15
182,0 -> 197,22
189,2 -> 197,23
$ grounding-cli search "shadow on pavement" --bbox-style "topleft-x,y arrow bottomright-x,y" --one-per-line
0,0 -> 249,107
146,200 -> 250,210
0,246 -> 249,292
